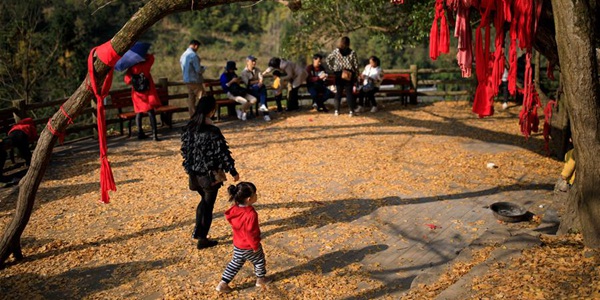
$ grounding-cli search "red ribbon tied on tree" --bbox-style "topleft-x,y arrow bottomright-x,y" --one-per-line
87,41 -> 121,204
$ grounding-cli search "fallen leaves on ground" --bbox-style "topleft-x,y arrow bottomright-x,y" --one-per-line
0,100 -> 570,299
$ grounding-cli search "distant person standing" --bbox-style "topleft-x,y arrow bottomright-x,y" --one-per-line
180,40 -> 206,117
326,36 -> 359,117
124,53 -> 162,141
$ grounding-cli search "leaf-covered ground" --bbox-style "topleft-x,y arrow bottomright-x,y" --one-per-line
1,100 -> 596,299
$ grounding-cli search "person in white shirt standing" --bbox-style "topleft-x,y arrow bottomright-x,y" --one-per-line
180,40 -> 206,117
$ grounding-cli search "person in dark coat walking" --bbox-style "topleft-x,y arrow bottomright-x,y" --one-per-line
181,96 -> 240,249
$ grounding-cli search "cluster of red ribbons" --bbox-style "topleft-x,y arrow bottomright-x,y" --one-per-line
434,0 -> 547,137
87,41 -> 122,203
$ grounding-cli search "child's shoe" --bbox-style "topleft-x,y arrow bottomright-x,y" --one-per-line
256,276 -> 273,287
370,106 -> 378,113
216,281 -> 232,293
241,112 -> 247,121
264,115 -> 271,122
354,106 -> 364,113
334,110 -> 339,116
259,104 -> 269,112
236,109 -> 243,120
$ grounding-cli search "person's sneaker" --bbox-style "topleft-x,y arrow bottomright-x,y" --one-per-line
355,106 -> 364,113
216,281 -> 232,293
264,115 -> 271,122
312,103 -> 318,109
370,106 -> 378,113
259,104 -> 269,112
236,109 -> 243,120
502,102 -> 508,110
241,112 -> 247,121
256,276 -> 273,287
349,111 -> 354,117
334,110 -> 339,116
197,238 -> 218,249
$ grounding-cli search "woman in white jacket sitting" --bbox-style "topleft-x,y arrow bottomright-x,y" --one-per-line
356,56 -> 383,113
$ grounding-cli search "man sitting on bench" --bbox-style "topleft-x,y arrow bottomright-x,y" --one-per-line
0,118 -> 37,183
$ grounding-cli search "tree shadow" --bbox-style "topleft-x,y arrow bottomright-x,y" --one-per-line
47,148 -> 179,181
232,244 -> 389,292
229,102 -> 547,156
241,183 -> 553,241
0,178 -> 143,213
0,258 -> 178,299
22,218 -> 193,262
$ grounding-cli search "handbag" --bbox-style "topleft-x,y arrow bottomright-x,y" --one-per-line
131,72 -> 150,92
229,83 -> 247,96
362,82 -> 375,93
341,69 -> 352,81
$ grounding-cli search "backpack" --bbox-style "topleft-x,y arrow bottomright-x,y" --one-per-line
131,72 -> 150,92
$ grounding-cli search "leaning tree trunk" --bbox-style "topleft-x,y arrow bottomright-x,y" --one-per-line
0,0 -> 301,268
552,0 -> 600,247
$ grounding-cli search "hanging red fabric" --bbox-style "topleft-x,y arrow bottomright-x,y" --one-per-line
87,41 -> 121,204
454,2 -> 472,77
472,4 -> 494,117
430,0 -> 450,60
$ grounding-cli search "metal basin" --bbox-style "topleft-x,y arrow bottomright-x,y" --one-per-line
490,202 -> 528,223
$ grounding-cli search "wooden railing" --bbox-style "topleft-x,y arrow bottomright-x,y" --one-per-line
0,66 -> 475,142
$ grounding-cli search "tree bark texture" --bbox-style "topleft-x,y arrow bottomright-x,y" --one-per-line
0,0 -> 266,268
552,0 -> 600,247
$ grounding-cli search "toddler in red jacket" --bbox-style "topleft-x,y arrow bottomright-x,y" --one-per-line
216,182 -> 272,293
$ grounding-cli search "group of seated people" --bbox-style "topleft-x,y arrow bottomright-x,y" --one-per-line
218,53 -> 384,121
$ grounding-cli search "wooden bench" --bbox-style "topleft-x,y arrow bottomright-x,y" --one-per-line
203,79 -> 240,121
296,73 -> 416,106
109,85 -> 184,137
377,73 -> 416,105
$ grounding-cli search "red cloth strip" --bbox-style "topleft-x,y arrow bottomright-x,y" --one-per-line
60,105 -> 74,125
87,41 -> 121,204
47,119 -> 66,144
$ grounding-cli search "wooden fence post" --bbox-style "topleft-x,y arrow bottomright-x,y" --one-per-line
158,77 -> 168,89
409,64 -> 418,104
11,99 -> 26,122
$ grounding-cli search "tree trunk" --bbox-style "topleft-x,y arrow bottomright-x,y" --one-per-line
0,0 -> 276,268
552,0 -> 600,247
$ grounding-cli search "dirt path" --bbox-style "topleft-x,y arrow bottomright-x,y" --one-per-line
0,101 -> 561,299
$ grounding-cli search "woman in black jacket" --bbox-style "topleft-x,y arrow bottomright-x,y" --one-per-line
181,96 -> 240,249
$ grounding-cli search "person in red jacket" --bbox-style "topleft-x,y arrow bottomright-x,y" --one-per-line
1,118 -> 38,182
124,54 -> 162,141
216,182 -> 272,293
